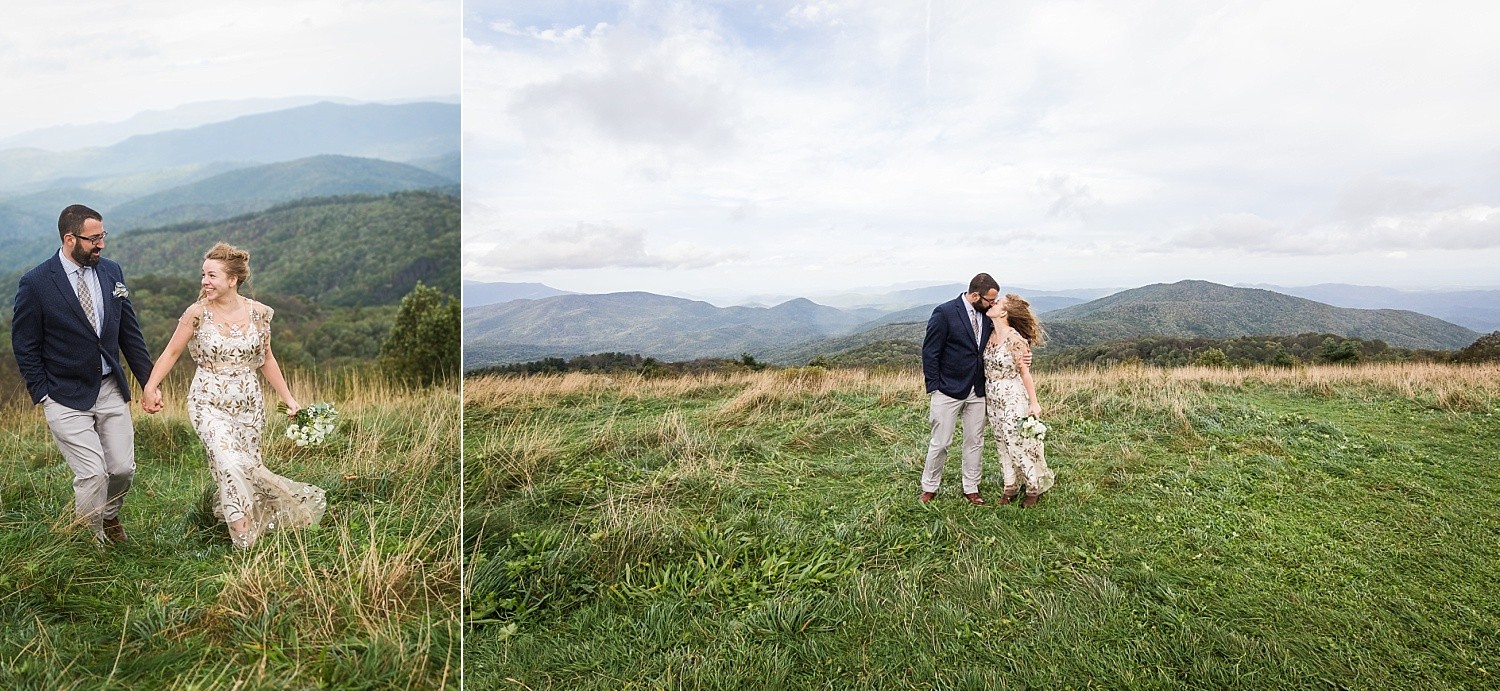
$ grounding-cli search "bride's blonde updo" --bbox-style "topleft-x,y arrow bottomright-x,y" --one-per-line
203,242 -> 252,296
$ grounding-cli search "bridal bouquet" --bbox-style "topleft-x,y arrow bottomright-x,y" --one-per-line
282,402 -> 339,447
1018,415 -> 1048,441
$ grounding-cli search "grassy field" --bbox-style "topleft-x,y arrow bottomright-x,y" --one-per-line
0,372 -> 460,690
465,363 -> 1500,689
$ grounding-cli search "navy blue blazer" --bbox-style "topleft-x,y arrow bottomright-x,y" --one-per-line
12,253 -> 154,410
922,295 -> 994,399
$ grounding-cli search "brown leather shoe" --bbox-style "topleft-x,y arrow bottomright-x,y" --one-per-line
103,517 -> 128,543
998,489 -> 1019,505
963,492 -> 986,505
1021,493 -> 1041,509
919,491 -> 936,505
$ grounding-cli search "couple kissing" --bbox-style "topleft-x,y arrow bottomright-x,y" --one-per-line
919,272 -> 1055,507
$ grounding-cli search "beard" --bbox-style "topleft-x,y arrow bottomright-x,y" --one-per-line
70,242 -> 101,267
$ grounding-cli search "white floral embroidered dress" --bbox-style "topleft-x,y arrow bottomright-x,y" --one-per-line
186,300 -> 326,548
983,333 -> 1055,496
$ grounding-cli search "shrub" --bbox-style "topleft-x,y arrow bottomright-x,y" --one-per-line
1455,331 -> 1500,363
1193,347 -> 1230,367
378,282 -> 460,385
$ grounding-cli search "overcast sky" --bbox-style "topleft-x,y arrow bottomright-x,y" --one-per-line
464,0 -> 1500,301
0,0 -> 458,140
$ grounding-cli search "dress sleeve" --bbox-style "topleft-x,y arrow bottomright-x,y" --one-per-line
1007,337 -> 1031,362
179,302 -> 204,329
257,302 -> 275,347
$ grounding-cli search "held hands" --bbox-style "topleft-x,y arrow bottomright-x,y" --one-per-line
141,386 -> 164,414
283,398 -> 302,418
1029,402 -> 1042,417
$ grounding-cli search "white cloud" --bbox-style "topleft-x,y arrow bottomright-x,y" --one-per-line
491,20 -> 608,44
1374,205 -> 1500,250
483,222 -> 743,271
1177,205 -> 1500,255
1335,176 -> 1454,224
465,1 -> 1500,294
512,61 -> 741,153
1035,173 -> 1100,219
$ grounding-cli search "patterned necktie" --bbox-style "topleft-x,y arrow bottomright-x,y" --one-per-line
971,310 -> 981,345
77,268 -> 99,333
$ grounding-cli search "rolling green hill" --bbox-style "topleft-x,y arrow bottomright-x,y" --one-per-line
406,151 -> 461,182
1042,280 -> 1478,350
768,322 -> 923,365
1264,283 -> 1500,333
108,155 -> 457,229
106,190 -> 458,307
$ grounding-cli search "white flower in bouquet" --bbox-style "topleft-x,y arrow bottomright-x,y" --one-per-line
1018,415 -> 1048,441
282,402 -> 339,447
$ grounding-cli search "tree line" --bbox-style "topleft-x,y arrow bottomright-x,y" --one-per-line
469,330 -> 1500,380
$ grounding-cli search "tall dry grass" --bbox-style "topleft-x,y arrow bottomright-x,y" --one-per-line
465,368 -> 924,414
1,369 -> 460,689
467,361 -> 1500,420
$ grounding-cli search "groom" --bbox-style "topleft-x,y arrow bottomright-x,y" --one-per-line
12,204 -> 157,545
919,273 -> 1000,505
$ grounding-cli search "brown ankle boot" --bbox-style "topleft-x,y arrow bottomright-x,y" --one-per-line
103,517 -> 128,543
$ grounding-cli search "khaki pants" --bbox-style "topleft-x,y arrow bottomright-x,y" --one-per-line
920,390 -> 986,494
43,378 -> 135,538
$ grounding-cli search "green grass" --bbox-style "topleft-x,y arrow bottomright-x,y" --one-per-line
0,374 -> 460,690
464,365 -> 1500,689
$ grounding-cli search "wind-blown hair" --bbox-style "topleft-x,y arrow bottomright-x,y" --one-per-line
1004,293 -> 1046,347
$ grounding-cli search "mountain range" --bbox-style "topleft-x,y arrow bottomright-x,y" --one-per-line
106,155 -> 456,229
463,280 -> 1485,369
1248,283 -> 1500,333
463,281 -> 575,308
464,293 -> 876,366
0,101 -> 460,275
0,96 -> 375,151
0,101 -> 458,190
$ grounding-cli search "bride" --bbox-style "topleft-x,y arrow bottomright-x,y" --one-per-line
982,293 -> 1055,507
142,242 -> 325,548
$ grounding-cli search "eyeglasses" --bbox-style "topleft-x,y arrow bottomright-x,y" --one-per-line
72,231 -> 107,244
